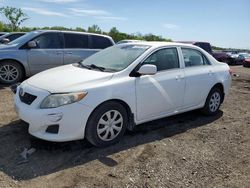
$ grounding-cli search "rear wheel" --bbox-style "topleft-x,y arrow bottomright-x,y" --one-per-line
201,87 -> 222,116
85,101 -> 128,147
0,61 -> 24,84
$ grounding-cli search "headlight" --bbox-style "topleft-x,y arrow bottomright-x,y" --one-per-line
40,92 -> 87,109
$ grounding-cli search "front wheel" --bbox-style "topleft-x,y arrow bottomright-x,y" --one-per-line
0,61 -> 24,84
201,87 -> 222,116
85,101 -> 128,147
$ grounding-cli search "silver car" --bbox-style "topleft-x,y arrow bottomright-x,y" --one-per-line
0,30 -> 115,84
0,32 -> 8,37
0,32 -> 26,44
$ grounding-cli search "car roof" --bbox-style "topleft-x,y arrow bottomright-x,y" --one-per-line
34,30 -> 113,39
176,41 -> 210,44
119,40 -> 144,42
122,41 -> 200,49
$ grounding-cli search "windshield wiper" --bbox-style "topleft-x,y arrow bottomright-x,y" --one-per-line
78,62 -> 106,72
78,63 -> 91,70
88,64 -> 105,72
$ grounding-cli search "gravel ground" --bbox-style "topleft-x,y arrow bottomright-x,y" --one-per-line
0,65 -> 249,188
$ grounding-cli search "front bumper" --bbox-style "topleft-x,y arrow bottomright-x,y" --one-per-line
14,83 -> 93,142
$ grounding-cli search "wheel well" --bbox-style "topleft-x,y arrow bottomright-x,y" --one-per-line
89,99 -> 135,131
211,83 -> 225,103
0,59 -> 26,76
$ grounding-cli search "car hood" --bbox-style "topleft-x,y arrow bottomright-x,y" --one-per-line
0,44 -> 18,50
26,64 -> 114,93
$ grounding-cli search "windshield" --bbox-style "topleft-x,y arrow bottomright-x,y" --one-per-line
80,44 -> 150,72
8,31 -> 40,45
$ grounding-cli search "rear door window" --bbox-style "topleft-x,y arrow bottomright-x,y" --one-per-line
181,48 -> 211,67
91,35 -> 113,49
64,33 -> 89,49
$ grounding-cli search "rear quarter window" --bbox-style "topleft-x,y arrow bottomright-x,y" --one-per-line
91,35 -> 113,49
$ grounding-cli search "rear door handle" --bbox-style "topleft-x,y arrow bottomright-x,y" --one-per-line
65,52 -> 73,55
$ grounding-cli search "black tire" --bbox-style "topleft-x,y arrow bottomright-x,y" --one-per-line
201,87 -> 223,116
0,60 -> 24,84
85,101 -> 128,147
243,64 -> 249,68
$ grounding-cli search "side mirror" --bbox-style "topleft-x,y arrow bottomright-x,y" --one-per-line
1,38 -> 10,44
137,64 -> 157,76
27,41 -> 37,48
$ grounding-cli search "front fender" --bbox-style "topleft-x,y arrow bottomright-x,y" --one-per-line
78,77 -> 136,119
0,50 -> 30,76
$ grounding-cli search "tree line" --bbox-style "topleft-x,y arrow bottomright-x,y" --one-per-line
0,6 -> 171,42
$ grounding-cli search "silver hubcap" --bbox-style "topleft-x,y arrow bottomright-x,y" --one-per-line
0,65 -> 19,82
97,110 -> 123,141
209,92 -> 221,112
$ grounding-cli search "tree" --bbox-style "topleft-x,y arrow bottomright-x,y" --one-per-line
0,6 -> 29,31
109,27 -> 128,42
75,27 -> 86,32
87,24 -> 102,34
0,21 -> 4,31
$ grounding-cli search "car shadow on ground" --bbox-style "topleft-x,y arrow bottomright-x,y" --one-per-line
0,84 -> 8,90
0,110 -> 223,181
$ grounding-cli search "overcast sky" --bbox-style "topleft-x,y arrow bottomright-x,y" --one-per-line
1,0 -> 250,49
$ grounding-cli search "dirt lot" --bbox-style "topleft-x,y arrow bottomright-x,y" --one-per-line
0,66 -> 249,188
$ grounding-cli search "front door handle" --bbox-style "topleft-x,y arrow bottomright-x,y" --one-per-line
65,52 -> 73,55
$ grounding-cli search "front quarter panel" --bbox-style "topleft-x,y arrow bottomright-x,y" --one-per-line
78,75 -> 136,119
0,49 -> 30,76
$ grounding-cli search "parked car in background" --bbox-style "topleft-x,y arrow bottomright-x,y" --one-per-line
240,53 -> 250,67
0,32 -> 26,44
238,53 -> 250,61
116,39 -> 144,44
225,51 -> 248,65
0,32 -> 8,37
14,42 -> 231,147
243,59 -> 250,67
177,41 -> 232,64
0,30 -> 115,84
226,51 -> 238,59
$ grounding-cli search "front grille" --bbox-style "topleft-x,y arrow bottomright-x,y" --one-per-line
19,92 -> 37,105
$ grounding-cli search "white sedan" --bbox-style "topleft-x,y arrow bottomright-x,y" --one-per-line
14,42 -> 231,147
